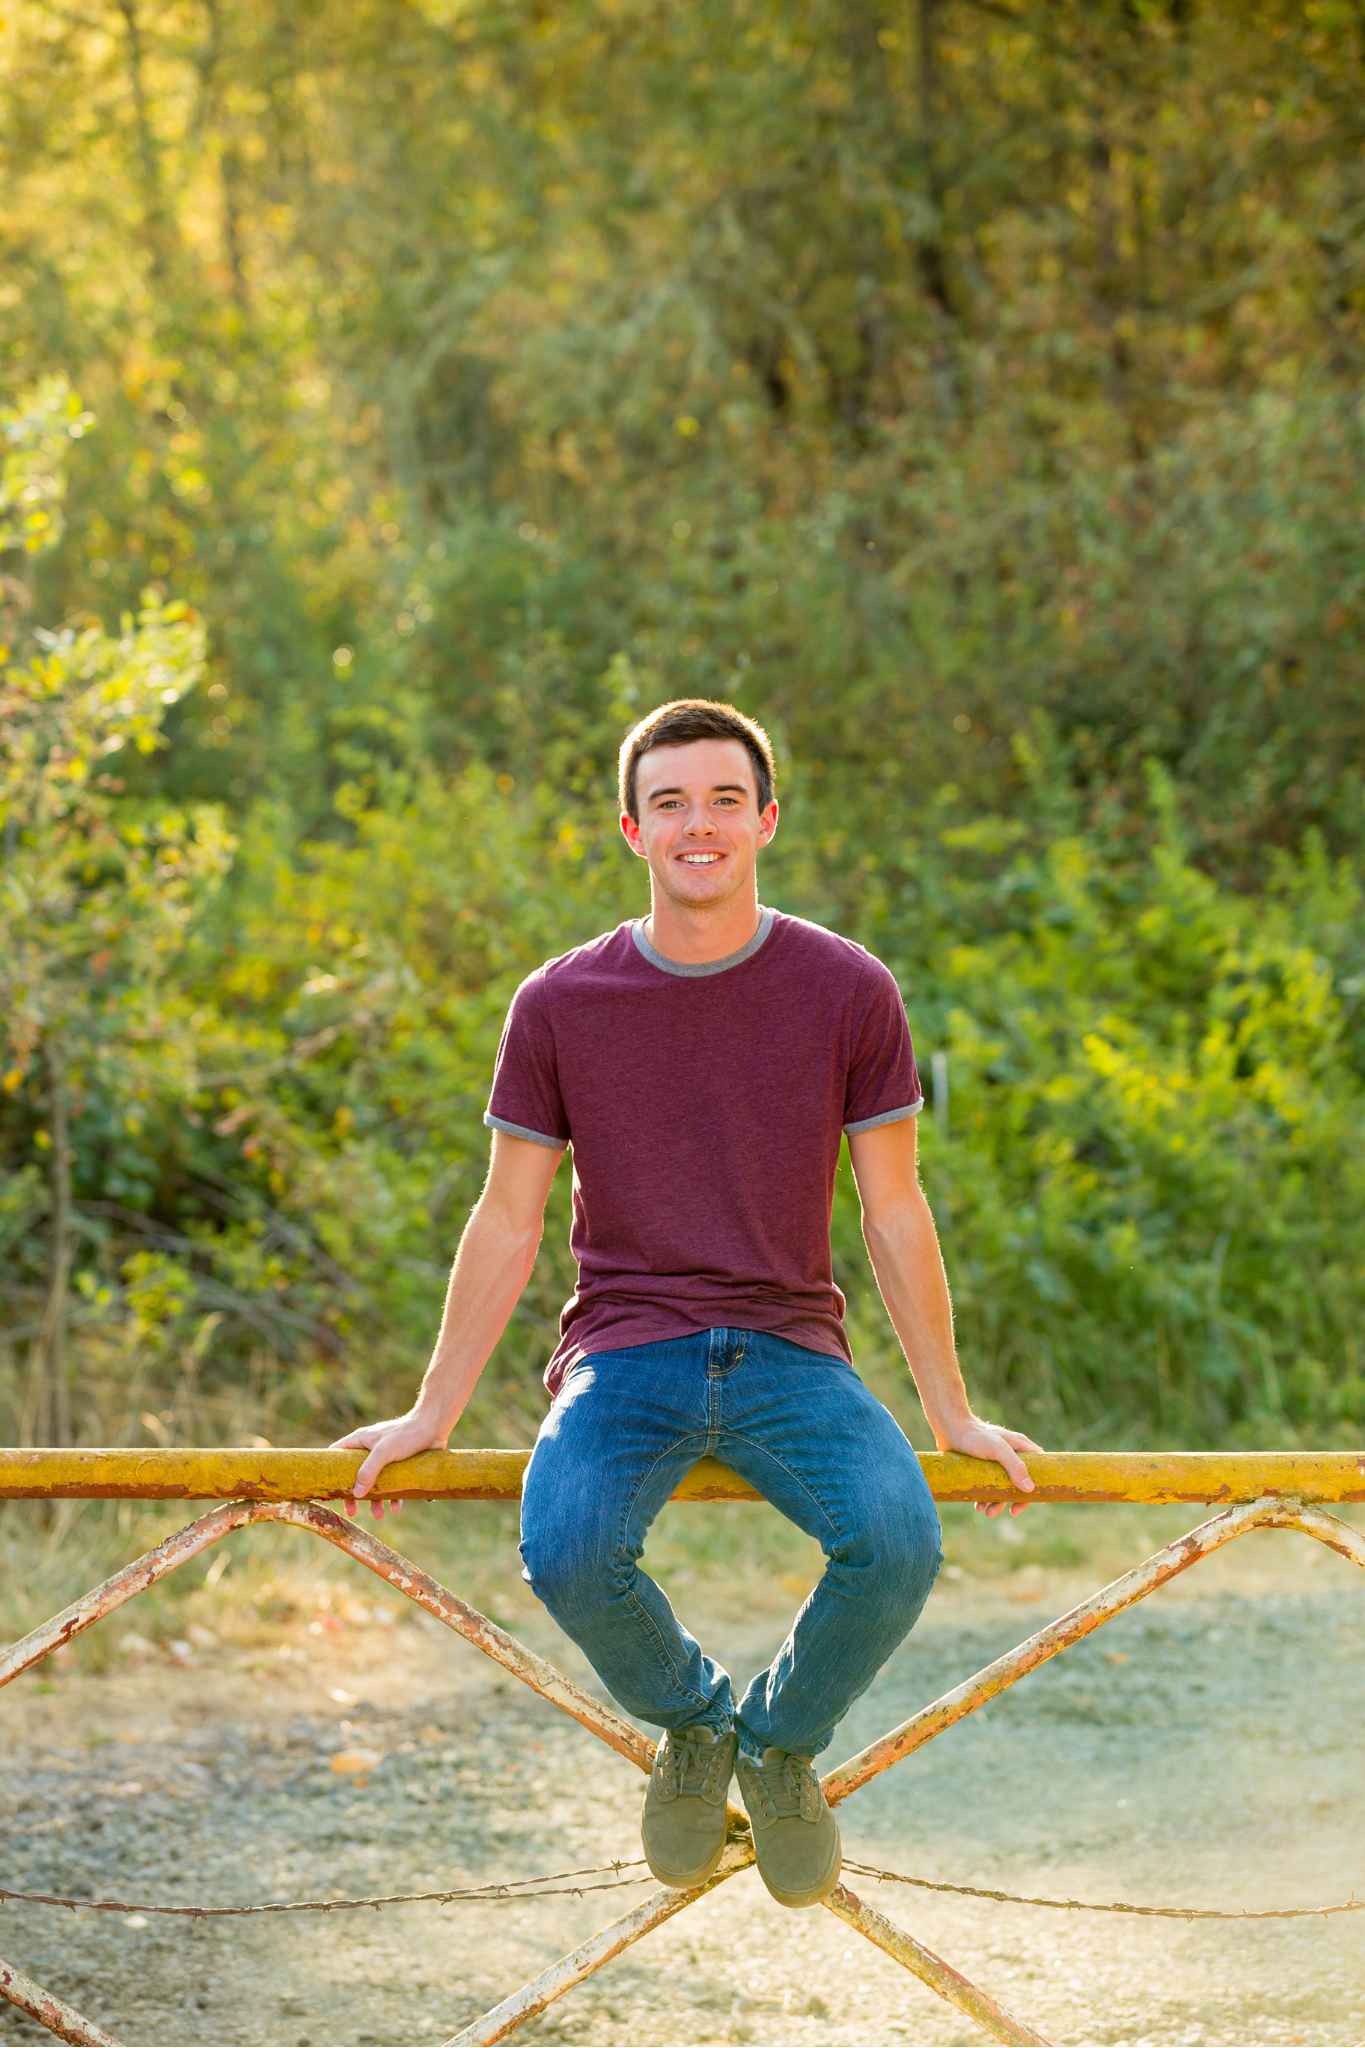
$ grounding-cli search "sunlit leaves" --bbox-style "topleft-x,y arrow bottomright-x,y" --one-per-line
0,376 -> 93,555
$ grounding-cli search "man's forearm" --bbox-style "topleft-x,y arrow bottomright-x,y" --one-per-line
414,1201 -> 542,1434
862,1194 -> 972,1446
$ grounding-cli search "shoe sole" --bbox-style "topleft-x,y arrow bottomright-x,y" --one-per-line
644,1836 -> 727,1889
752,1837 -> 842,1909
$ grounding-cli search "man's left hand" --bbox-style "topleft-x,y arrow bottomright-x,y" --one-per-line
938,1415 -> 1046,1517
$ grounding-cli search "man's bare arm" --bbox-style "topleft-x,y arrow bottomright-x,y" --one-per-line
329,1129 -> 566,1514
846,1114 -> 1043,1517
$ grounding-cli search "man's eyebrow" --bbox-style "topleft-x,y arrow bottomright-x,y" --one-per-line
645,784 -> 749,803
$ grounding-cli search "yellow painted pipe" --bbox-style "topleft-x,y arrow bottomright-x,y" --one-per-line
0,1448 -> 1362,1504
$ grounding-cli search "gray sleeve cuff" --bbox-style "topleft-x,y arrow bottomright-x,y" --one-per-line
843,1098 -> 924,1135
484,1111 -> 569,1151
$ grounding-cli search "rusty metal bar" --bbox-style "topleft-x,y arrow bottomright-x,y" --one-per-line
256,1500 -> 661,1777
1259,1499 -> 1365,1568
442,1842 -> 756,2046
0,1498 -> 265,1692
822,1881 -> 1052,2046
823,1496 -> 1283,1806
0,1955 -> 120,2047
3,1447 -> 1365,1504
0,1496 -> 643,1776
443,1853 -> 1053,2048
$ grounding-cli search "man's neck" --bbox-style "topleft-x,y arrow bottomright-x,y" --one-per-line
643,899 -> 765,965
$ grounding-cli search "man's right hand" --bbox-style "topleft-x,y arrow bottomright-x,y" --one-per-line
328,1409 -> 450,1519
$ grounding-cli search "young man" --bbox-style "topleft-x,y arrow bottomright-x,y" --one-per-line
332,698 -> 1042,1910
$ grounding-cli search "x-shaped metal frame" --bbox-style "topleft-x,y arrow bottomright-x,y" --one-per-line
4,1486 -> 1363,2046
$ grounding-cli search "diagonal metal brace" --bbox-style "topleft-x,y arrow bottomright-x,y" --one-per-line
4,1489 -> 1362,2047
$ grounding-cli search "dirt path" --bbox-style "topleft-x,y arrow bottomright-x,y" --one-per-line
2,1516 -> 1362,2048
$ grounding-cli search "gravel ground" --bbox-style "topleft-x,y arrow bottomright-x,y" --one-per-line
1,1512 -> 1362,2048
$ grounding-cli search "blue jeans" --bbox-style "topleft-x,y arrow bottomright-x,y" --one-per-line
518,1327 -> 944,1762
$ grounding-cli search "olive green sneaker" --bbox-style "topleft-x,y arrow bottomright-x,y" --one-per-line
641,1723 -> 738,1888
734,1746 -> 842,1908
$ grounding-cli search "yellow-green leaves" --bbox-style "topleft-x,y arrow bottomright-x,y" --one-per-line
0,377 -> 94,556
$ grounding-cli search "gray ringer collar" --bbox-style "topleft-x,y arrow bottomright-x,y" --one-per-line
632,904 -> 775,977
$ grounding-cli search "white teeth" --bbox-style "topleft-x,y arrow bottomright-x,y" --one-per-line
681,854 -> 721,863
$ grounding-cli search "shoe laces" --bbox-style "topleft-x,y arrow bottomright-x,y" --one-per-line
743,1748 -> 822,1824
658,1726 -> 732,1803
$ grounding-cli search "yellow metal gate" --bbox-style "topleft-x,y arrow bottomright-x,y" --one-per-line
2,1447 -> 1362,2045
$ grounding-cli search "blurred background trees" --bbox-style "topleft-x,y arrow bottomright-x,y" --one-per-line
1,0 -> 1361,1451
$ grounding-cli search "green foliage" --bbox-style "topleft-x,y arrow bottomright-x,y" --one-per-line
0,572 -> 234,1090
0,386 -> 238,1432
0,375 -> 93,555
840,768 -> 1365,1446
1,5 -> 1362,1452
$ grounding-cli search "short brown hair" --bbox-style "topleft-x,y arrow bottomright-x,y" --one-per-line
618,698 -> 777,823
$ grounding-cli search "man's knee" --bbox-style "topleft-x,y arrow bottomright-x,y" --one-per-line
843,1498 -> 943,1613
519,1528 -> 622,1622
887,1512 -> 944,1605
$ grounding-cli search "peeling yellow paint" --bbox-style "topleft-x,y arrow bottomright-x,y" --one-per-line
0,1447 -> 1362,1505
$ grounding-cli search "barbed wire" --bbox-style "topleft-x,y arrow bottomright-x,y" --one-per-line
840,1860 -> 1364,1922
3,1856 -> 1360,1924
0,1861 -> 649,1917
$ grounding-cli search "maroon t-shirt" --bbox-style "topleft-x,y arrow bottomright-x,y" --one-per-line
484,904 -> 923,1397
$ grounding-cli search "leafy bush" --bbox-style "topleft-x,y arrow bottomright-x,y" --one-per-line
840,752 -> 1365,1445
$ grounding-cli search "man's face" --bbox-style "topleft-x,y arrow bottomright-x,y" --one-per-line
621,737 -> 778,907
